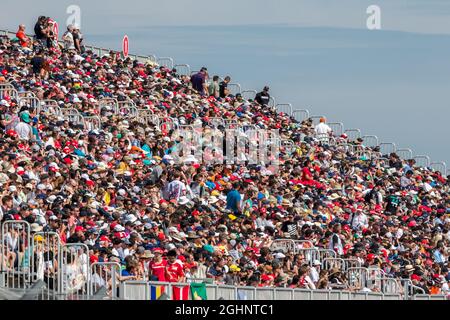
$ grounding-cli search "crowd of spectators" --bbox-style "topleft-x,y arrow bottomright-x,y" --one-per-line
0,17 -> 449,296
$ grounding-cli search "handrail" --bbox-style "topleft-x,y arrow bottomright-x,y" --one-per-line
275,103 -> 293,116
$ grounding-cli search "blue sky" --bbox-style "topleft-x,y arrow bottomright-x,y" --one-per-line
1,1 -> 450,168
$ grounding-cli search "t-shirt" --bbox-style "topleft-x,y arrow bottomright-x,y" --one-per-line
14,122 -> 32,140
385,195 -> 399,214
209,81 -> 220,96
165,261 -> 184,282
30,56 -> 45,74
34,22 -> 45,39
167,180 -> 187,201
219,81 -> 228,98
150,259 -> 167,281
255,91 -> 270,105
190,72 -> 205,94
226,189 -> 241,214
63,31 -> 75,50
314,123 -> 332,135
16,31 -> 28,47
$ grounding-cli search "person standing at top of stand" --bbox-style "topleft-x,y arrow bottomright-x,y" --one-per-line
255,86 -> 271,106
190,67 -> 208,96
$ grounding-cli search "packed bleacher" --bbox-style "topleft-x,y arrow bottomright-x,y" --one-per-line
0,16 -> 449,299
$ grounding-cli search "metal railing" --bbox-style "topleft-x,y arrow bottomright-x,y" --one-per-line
116,281 -> 448,301
276,103 -> 293,116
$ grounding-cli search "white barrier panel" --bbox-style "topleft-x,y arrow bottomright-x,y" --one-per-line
174,64 -> 191,76
344,129 -> 362,141
351,292 -> 368,300
255,288 -> 275,300
121,281 -> 148,300
293,289 -> 312,300
241,90 -> 257,101
276,104 -> 293,116
1,221 -> 31,290
228,83 -> 242,96
311,290 -> 329,300
59,243 -> 90,300
397,148 -> 413,160
310,115 -> 325,126
274,288 -> 293,300
217,285 -> 236,300
157,57 -> 174,69
431,162 -> 447,175
205,285 -> 217,300
328,122 -> 344,137
90,262 -> 120,299
367,292 -> 383,300
413,294 -> 447,301
236,287 -> 256,300
270,239 -> 296,253
414,155 -> 431,168
362,135 -> 379,148
383,294 -> 401,300
379,142 -> 396,155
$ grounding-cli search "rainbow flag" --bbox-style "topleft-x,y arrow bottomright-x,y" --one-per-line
150,285 -> 166,300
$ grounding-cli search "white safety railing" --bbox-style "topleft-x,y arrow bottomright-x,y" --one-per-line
276,103 -> 293,116
292,109 -> 310,123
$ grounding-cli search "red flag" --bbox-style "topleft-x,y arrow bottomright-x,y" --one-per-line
172,286 -> 189,300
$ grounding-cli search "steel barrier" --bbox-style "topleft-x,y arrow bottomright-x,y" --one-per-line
430,162 -> 447,175
60,108 -> 83,123
39,99 -> 61,115
362,135 -> 379,148
270,240 -> 296,253
228,83 -> 242,96
293,240 -> 314,249
347,267 -> 369,289
274,288 -> 294,300
379,142 -> 397,156
216,285 -> 236,300
89,262 -> 121,300
98,98 -> 119,115
157,57 -> 174,69
413,294 -> 448,301
292,109 -> 310,123
0,85 -> 19,101
58,243 -> 90,300
241,90 -> 257,101
174,64 -> 191,76
30,232 -> 61,300
5,273 -> 443,301
120,281 -> 148,300
276,104 -> 293,116
255,287 -> 275,300
318,249 -> 337,263
118,105 -> 138,119
83,115 -> 102,131
414,155 -> 431,168
268,96 -> 276,108
0,221 -> 31,290
328,122 -> 344,137
344,129 -> 362,141
296,248 -> 320,266
310,115 -> 325,126
322,258 -> 345,271
343,259 -> 361,271
397,148 -> 413,160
